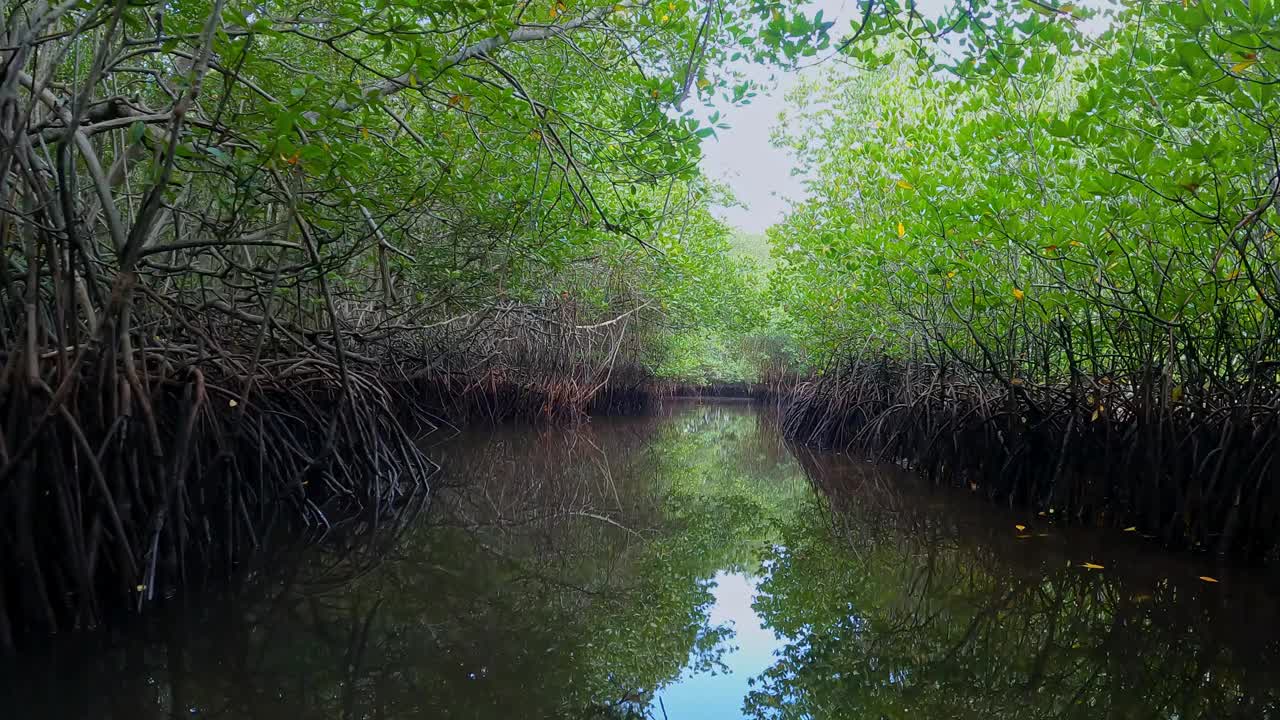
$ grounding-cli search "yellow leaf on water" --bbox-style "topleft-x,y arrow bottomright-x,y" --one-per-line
136,584 -> 146,592
1015,524 -> 1027,531
896,222 -> 905,238
1081,562 -> 1105,570
1231,58 -> 1258,74
1199,576 -> 1220,583
896,179 -> 914,190
1124,526 -> 1137,532
229,399 -> 239,408
1012,287 -> 1025,301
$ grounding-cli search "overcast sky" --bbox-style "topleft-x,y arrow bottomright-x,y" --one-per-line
699,0 -> 854,235
700,0 -> 1109,235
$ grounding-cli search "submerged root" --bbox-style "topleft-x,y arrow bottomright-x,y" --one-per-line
0,352 -> 435,652
782,359 -> 1280,560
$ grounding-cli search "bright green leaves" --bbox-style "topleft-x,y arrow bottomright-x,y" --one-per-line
767,0 -> 1280,384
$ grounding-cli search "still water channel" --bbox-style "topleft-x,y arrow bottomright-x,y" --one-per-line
6,401 -> 1280,718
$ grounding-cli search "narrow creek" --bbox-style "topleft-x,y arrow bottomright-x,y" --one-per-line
5,401 -> 1279,718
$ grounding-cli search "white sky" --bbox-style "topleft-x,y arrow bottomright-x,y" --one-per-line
700,0 -> 855,235
700,0 -> 1108,234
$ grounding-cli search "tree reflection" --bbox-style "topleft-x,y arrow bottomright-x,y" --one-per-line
6,403 -> 794,720
11,405 -> 1275,720
748,451 -> 1280,719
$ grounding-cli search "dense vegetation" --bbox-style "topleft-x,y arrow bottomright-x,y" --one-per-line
770,0 -> 1280,557
0,0 -> 828,644
5,0 -> 1280,648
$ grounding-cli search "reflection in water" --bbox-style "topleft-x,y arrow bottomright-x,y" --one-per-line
4,402 -> 1279,719
655,572 -> 780,718
750,451 -> 1280,719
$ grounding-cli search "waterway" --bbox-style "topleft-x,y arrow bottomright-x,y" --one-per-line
5,401 -> 1278,718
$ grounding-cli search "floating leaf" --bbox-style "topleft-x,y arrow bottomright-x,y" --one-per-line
1015,524 -> 1027,531
1199,576 -> 1219,583
1081,562 -> 1105,570
229,399 -> 239,408
1124,526 -> 1137,532
896,222 -> 905,238
895,179 -> 914,190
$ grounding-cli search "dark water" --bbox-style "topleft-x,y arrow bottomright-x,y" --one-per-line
6,402 -> 1280,718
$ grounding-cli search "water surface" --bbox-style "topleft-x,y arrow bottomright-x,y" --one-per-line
5,402 -> 1278,718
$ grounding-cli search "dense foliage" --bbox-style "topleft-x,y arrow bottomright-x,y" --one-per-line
765,0 -> 1280,553
772,0 -> 1279,392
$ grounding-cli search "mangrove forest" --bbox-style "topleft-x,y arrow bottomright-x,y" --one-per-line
3,0 -> 1280,715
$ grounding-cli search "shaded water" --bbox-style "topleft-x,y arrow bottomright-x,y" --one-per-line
5,401 -> 1280,718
